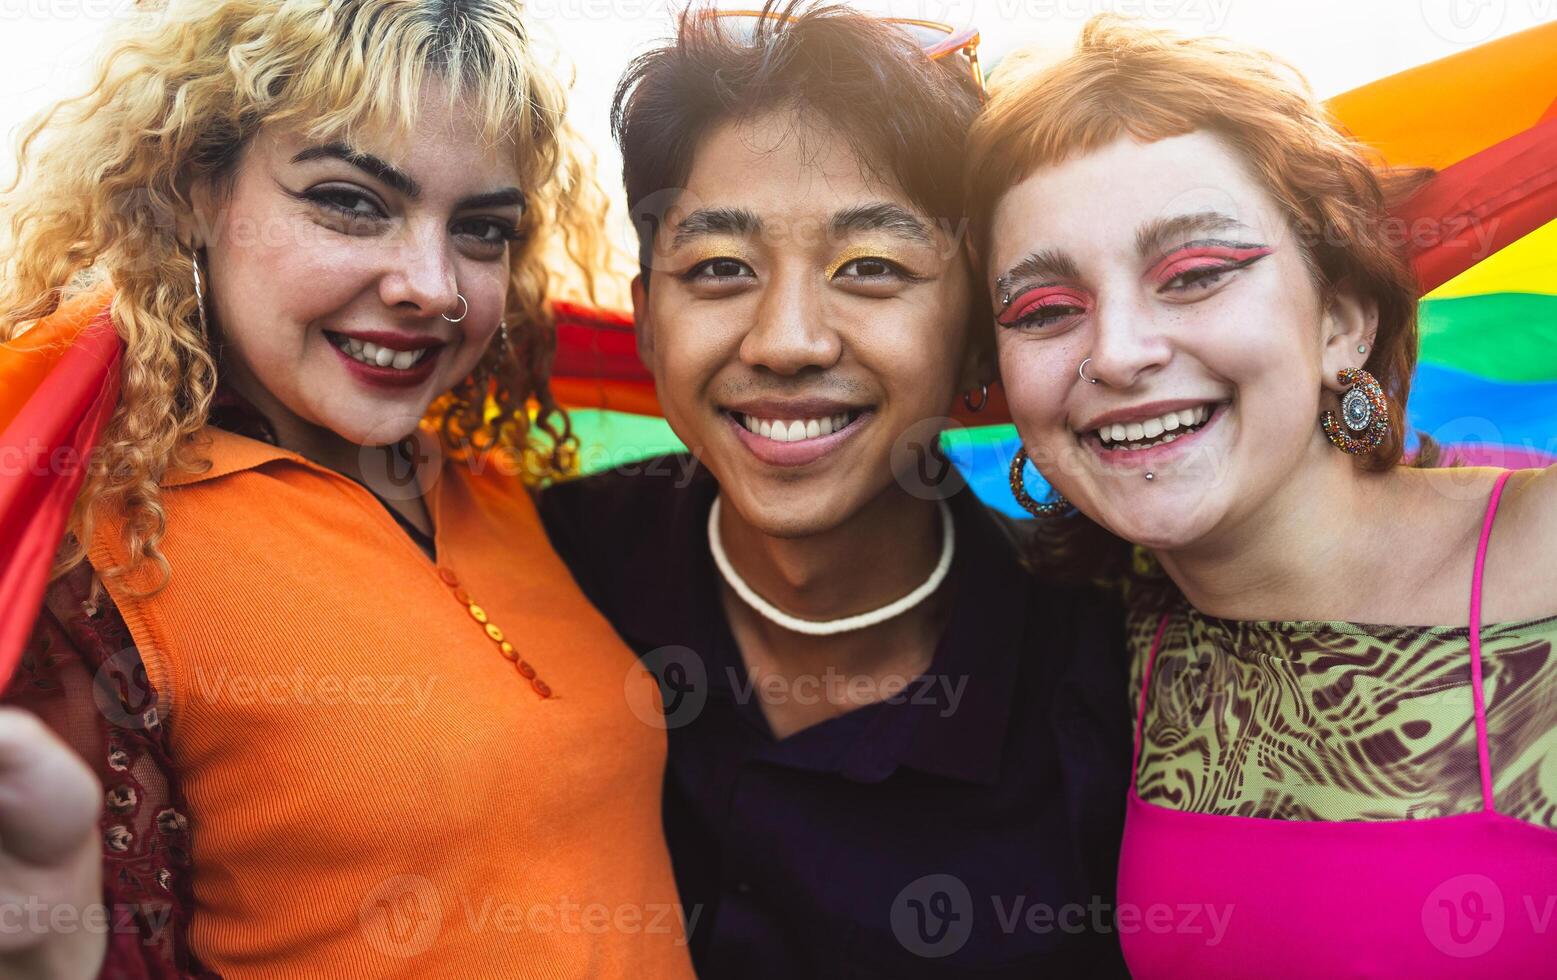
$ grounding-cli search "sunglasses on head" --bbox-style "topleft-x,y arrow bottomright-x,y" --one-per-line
708,9 -> 986,98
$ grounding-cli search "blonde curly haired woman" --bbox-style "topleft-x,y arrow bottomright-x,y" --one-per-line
0,1 -> 693,976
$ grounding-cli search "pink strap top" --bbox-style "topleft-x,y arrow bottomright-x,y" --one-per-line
1119,471 -> 1557,977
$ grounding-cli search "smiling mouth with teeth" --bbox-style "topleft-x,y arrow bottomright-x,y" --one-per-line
327,332 -> 437,371
732,410 -> 865,443
1090,403 -> 1222,451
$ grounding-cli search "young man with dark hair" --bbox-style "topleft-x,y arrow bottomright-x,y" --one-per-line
540,5 -> 1132,976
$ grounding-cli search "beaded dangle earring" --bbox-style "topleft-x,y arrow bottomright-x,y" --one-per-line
1320,367 -> 1390,455
471,321 -> 512,395
1008,447 -> 1070,517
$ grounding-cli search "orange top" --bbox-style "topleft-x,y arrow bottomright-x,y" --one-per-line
88,427 -> 693,979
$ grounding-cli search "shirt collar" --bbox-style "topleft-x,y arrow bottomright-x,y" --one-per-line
159,424 -> 443,507
159,426 -> 303,487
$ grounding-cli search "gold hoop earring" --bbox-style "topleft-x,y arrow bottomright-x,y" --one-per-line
190,248 -> 209,336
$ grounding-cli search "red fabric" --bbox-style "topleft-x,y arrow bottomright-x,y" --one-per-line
1400,115 -> 1557,293
551,300 -> 641,379
550,301 -> 663,415
0,311 -> 122,688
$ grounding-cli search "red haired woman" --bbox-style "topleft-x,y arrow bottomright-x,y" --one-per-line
0,1 -> 692,976
969,17 -> 1557,977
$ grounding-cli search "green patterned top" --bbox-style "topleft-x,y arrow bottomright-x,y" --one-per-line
1127,597 -> 1557,828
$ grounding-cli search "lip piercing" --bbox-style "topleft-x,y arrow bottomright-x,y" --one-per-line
1145,472 -> 1155,481
1078,358 -> 1098,385
442,294 -> 469,323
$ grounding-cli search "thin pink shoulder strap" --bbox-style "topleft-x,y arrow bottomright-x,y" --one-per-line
1130,611 -> 1174,792
1468,469 -> 1515,813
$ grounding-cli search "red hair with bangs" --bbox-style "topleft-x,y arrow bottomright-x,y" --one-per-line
967,15 -> 1434,470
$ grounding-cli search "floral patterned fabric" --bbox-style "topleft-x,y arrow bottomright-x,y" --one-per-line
8,561 -> 218,979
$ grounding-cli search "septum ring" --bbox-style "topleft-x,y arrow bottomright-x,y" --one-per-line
1079,357 -> 1099,385
441,294 -> 469,323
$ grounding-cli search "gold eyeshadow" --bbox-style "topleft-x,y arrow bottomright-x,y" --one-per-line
676,237 -> 760,271
823,243 -> 922,280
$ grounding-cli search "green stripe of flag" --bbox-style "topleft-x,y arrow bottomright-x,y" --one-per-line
1418,292 -> 1557,382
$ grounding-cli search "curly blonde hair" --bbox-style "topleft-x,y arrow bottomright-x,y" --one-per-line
1,0 -> 614,589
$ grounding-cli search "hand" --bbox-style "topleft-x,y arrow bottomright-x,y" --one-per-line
0,707 -> 105,979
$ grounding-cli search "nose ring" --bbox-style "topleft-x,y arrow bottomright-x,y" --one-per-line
1078,357 -> 1099,385
442,294 -> 469,323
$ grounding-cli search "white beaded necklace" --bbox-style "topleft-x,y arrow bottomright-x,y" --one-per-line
706,494 -> 955,637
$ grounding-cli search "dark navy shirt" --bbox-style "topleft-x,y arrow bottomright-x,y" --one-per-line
540,456 -> 1132,979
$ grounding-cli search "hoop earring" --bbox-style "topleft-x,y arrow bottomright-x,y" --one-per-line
190,248 -> 209,336
1321,367 -> 1390,455
442,294 -> 469,323
962,383 -> 989,413
1008,446 -> 1069,517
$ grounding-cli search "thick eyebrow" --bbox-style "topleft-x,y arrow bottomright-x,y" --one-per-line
995,210 -> 1262,292
292,142 -> 421,199
1134,210 -> 1257,258
291,142 -> 524,213
830,202 -> 933,245
996,248 -> 1083,290
456,188 -> 525,212
670,206 -> 761,249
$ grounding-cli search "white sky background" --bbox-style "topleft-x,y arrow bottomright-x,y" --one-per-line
1,0 -> 1552,287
